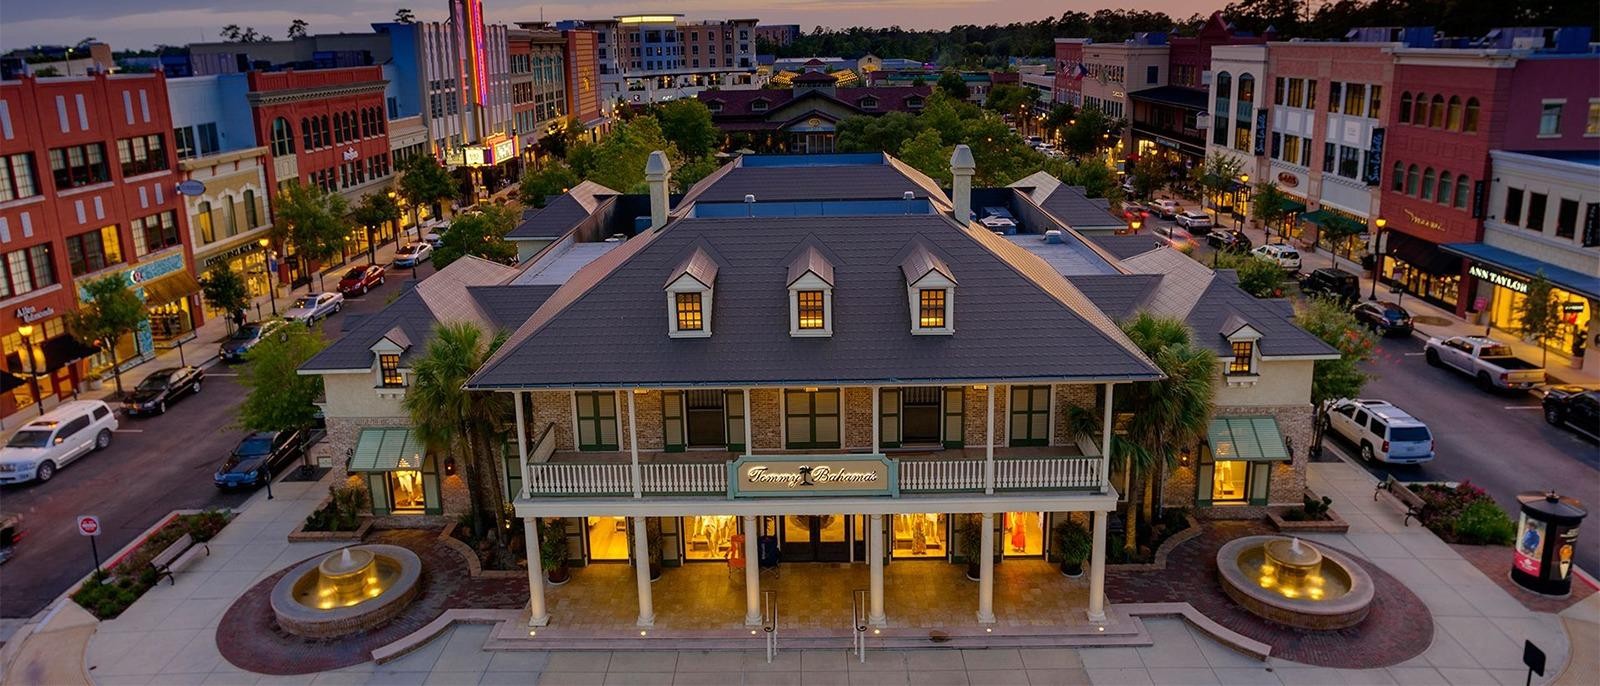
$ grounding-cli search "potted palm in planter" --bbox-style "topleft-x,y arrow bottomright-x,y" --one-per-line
957,515 -> 984,581
540,518 -> 571,585
1051,519 -> 1093,577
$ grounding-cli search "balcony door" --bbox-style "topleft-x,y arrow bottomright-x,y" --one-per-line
684,390 -> 726,448
901,387 -> 941,445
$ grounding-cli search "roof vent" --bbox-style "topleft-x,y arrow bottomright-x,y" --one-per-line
1044,229 -> 1064,244
903,191 -> 915,214
744,194 -> 756,216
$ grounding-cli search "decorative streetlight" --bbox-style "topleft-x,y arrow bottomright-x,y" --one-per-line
258,238 -> 278,318
16,324 -> 43,416
1129,216 -> 1143,234
1237,174 -> 1251,229
1368,217 -> 1388,301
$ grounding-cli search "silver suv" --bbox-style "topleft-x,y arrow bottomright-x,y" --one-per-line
0,400 -> 119,484
1325,399 -> 1435,464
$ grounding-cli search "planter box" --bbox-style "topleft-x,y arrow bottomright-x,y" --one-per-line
287,516 -> 373,542
1268,508 -> 1350,533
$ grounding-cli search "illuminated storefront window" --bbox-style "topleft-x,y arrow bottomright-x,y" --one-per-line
587,516 -> 630,560
683,515 -> 737,560
387,462 -> 426,513
1003,512 -> 1045,556
891,513 -> 946,558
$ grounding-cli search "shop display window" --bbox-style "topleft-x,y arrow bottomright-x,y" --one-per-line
587,516 -> 630,560
684,515 -> 737,560
1003,512 -> 1045,556
891,513 -> 946,558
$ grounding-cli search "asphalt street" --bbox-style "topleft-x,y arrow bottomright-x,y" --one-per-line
0,257 -> 433,619
1327,334 -> 1600,575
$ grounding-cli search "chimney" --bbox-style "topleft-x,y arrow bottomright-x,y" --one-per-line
949,145 -> 975,224
645,150 -> 671,230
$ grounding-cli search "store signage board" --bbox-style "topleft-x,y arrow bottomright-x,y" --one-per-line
1469,264 -> 1529,295
728,455 -> 897,498
175,180 -> 206,196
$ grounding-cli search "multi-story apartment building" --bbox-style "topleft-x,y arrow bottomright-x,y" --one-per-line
303,149 -> 1334,631
1204,45 -> 1269,220
508,26 -> 569,166
755,25 -> 801,47
563,29 -> 605,139
0,73 -> 198,420
166,74 -> 275,319
568,14 -> 760,105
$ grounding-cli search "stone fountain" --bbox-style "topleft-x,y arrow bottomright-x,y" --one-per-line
270,544 -> 422,638
1217,536 -> 1374,630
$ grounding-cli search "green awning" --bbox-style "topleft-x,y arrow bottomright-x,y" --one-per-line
1278,199 -> 1307,214
1207,417 -> 1288,462
1301,210 -> 1366,236
350,428 -> 426,472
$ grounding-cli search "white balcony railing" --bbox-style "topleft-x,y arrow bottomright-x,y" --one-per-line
526,463 -> 632,496
641,462 -> 726,495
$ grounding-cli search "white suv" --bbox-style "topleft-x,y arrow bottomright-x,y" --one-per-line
1251,244 -> 1302,271
1175,210 -> 1214,230
0,400 -> 119,484
1325,399 -> 1435,464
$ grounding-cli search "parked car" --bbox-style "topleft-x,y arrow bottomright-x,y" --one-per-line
1299,268 -> 1362,302
1206,229 -> 1253,253
337,264 -> 386,296
1424,335 -> 1546,391
393,242 -> 433,268
1251,244 -> 1302,271
0,400 -> 118,484
423,232 -> 444,248
219,320 -> 286,362
284,292 -> 344,324
1325,399 -> 1435,464
1351,301 -> 1414,337
1120,179 -> 1137,196
1152,199 -> 1181,218
1542,386 -> 1599,440
213,429 -> 307,489
1174,210 -> 1214,230
1152,225 -> 1197,252
123,365 -> 204,416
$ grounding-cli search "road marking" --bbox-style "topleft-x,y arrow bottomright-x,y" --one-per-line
113,429 -> 144,433
1403,352 -> 1426,356
207,373 -> 239,377
1503,406 -> 1542,411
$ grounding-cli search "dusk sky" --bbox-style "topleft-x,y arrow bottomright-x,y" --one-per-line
3,0 -> 1203,52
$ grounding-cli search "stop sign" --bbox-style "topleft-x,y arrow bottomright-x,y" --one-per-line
77,515 -> 100,537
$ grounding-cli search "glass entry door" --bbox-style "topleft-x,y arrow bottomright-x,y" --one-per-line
780,514 -> 851,562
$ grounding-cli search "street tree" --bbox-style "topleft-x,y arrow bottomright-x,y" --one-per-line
394,8 -> 417,23
65,275 -> 147,396
834,111 -> 922,154
654,99 -> 719,159
199,263 -> 251,326
351,190 -> 402,266
936,70 -> 970,100
271,181 -> 350,291
1295,296 -> 1378,453
1216,251 -> 1287,298
896,128 -> 954,185
983,83 -> 1036,114
287,19 -> 309,39
567,116 -> 677,193
1061,105 -> 1111,156
673,155 -> 723,193
1517,273 -> 1564,367
403,322 -> 513,566
433,205 -> 518,268
237,321 -> 327,433
518,163 -> 581,208
538,117 -> 584,160
1249,181 -> 1296,241
1192,152 -> 1243,219
1128,155 -> 1172,201
397,154 -> 457,239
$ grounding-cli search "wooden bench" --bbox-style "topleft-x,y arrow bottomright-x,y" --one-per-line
149,533 -> 207,585
1373,476 -> 1427,526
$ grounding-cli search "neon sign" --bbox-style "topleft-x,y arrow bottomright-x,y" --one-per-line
465,0 -> 488,107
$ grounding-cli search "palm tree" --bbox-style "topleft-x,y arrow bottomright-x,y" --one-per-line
403,322 -> 513,566
1114,313 -> 1218,556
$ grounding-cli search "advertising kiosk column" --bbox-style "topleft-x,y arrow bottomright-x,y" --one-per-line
1511,491 -> 1587,596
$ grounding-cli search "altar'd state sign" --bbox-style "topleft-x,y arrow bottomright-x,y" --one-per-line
728,455 -> 897,498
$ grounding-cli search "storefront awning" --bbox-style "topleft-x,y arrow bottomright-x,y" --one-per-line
140,270 -> 202,306
350,427 -> 427,472
40,335 -> 101,371
1386,231 -> 1462,276
1301,210 -> 1366,237
1207,417 -> 1289,462
1442,242 -> 1600,302
0,372 -> 27,393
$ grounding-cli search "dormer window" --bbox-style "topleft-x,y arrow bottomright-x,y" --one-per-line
665,248 -> 718,338
788,246 -> 834,337
902,243 -> 955,335
371,327 -> 412,393
706,100 -> 723,113
859,96 -> 878,110
906,96 -> 925,110
1229,341 -> 1254,374
379,353 -> 405,388
751,98 -> 769,112
1219,314 -> 1261,383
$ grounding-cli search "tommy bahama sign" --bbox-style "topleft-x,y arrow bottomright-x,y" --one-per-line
728,455 -> 898,498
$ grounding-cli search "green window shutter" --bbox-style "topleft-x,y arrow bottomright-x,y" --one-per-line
1248,462 -> 1271,506
725,390 -> 745,452
659,516 -> 682,567
577,391 -> 620,451
422,454 -> 442,515
502,451 -> 522,501
662,391 -> 685,452
1195,451 -> 1214,508
880,388 -> 900,448
943,386 -> 965,448
367,473 -> 391,515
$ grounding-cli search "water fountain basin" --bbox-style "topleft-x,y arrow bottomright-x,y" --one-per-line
270,544 -> 422,638
1217,536 -> 1374,630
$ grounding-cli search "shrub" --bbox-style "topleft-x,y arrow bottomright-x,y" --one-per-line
1050,519 -> 1093,565
74,511 -> 232,619
1453,500 -> 1516,546
1285,495 -> 1334,521
303,483 -> 371,532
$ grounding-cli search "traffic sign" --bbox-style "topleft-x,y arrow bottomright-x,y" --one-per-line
76,515 -> 100,536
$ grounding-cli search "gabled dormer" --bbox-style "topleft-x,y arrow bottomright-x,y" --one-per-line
705,99 -> 724,114
750,97 -> 770,113
905,95 -> 925,110
858,95 -> 879,110
664,248 -> 718,338
1219,313 -> 1261,385
787,246 -> 834,338
901,243 -> 955,335
371,326 -> 412,396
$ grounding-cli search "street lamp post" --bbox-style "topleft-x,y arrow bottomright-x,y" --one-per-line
1368,218 -> 1388,301
258,238 -> 277,318
1237,174 -> 1250,229
16,324 -> 43,417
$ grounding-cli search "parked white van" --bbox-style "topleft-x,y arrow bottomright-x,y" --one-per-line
0,400 -> 119,484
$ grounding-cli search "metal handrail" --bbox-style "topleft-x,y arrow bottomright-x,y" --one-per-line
761,589 -> 778,663
851,588 -> 868,663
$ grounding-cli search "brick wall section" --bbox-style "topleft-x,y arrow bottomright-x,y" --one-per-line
633,390 -> 665,450
1163,404 -> 1314,516
843,387 -> 874,449
529,391 -> 574,451
1053,384 -> 1099,448
961,385 -> 1008,448
751,388 -> 781,450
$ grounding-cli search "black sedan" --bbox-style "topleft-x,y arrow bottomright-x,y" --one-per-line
214,430 -> 306,489
1351,301 -> 1414,337
1543,386 -> 1599,441
1206,229 -> 1253,253
219,320 -> 284,362
122,366 -> 204,416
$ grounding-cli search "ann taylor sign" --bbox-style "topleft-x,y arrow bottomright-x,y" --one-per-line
728,455 -> 897,498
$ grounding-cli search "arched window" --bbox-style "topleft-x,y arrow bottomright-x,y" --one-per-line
377,109 -> 386,134
301,118 -> 313,150
321,116 -> 331,147
244,189 -> 260,228
1464,98 -> 1480,132
1392,161 -> 1405,192
1421,168 -> 1436,200
196,201 -> 214,244
1454,175 -> 1470,210
1446,96 -> 1463,130
1437,172 -> 1453,206
1237,74 -> 1255,104
1429,94 -> 1445,127
271,117 -> 295,156
1405,164 -> 1419,195
1399,92 -> 1413,123
1215,72 -> 1232,111
1413,92 -> 1428,125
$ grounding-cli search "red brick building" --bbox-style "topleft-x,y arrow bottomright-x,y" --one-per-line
0,73 -> 195,420
1052,39 -> 1088,107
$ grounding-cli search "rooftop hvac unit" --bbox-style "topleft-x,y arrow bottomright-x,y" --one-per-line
1044,230 -> 1064,244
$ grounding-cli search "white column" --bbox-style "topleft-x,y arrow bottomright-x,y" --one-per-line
1100,383 -> 1115,494
743,515 -> 761,626
985,384 -> 996,494
743,387 -> 754,454
524,517 -> 549,626
868,514 -> 886,626
632,516 -> 655,627
1087,510 -> 1107,623
627,390 -> 642,498
871,386 -> 880,454
977,512 -> 996,624
514,391 -> 530,499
